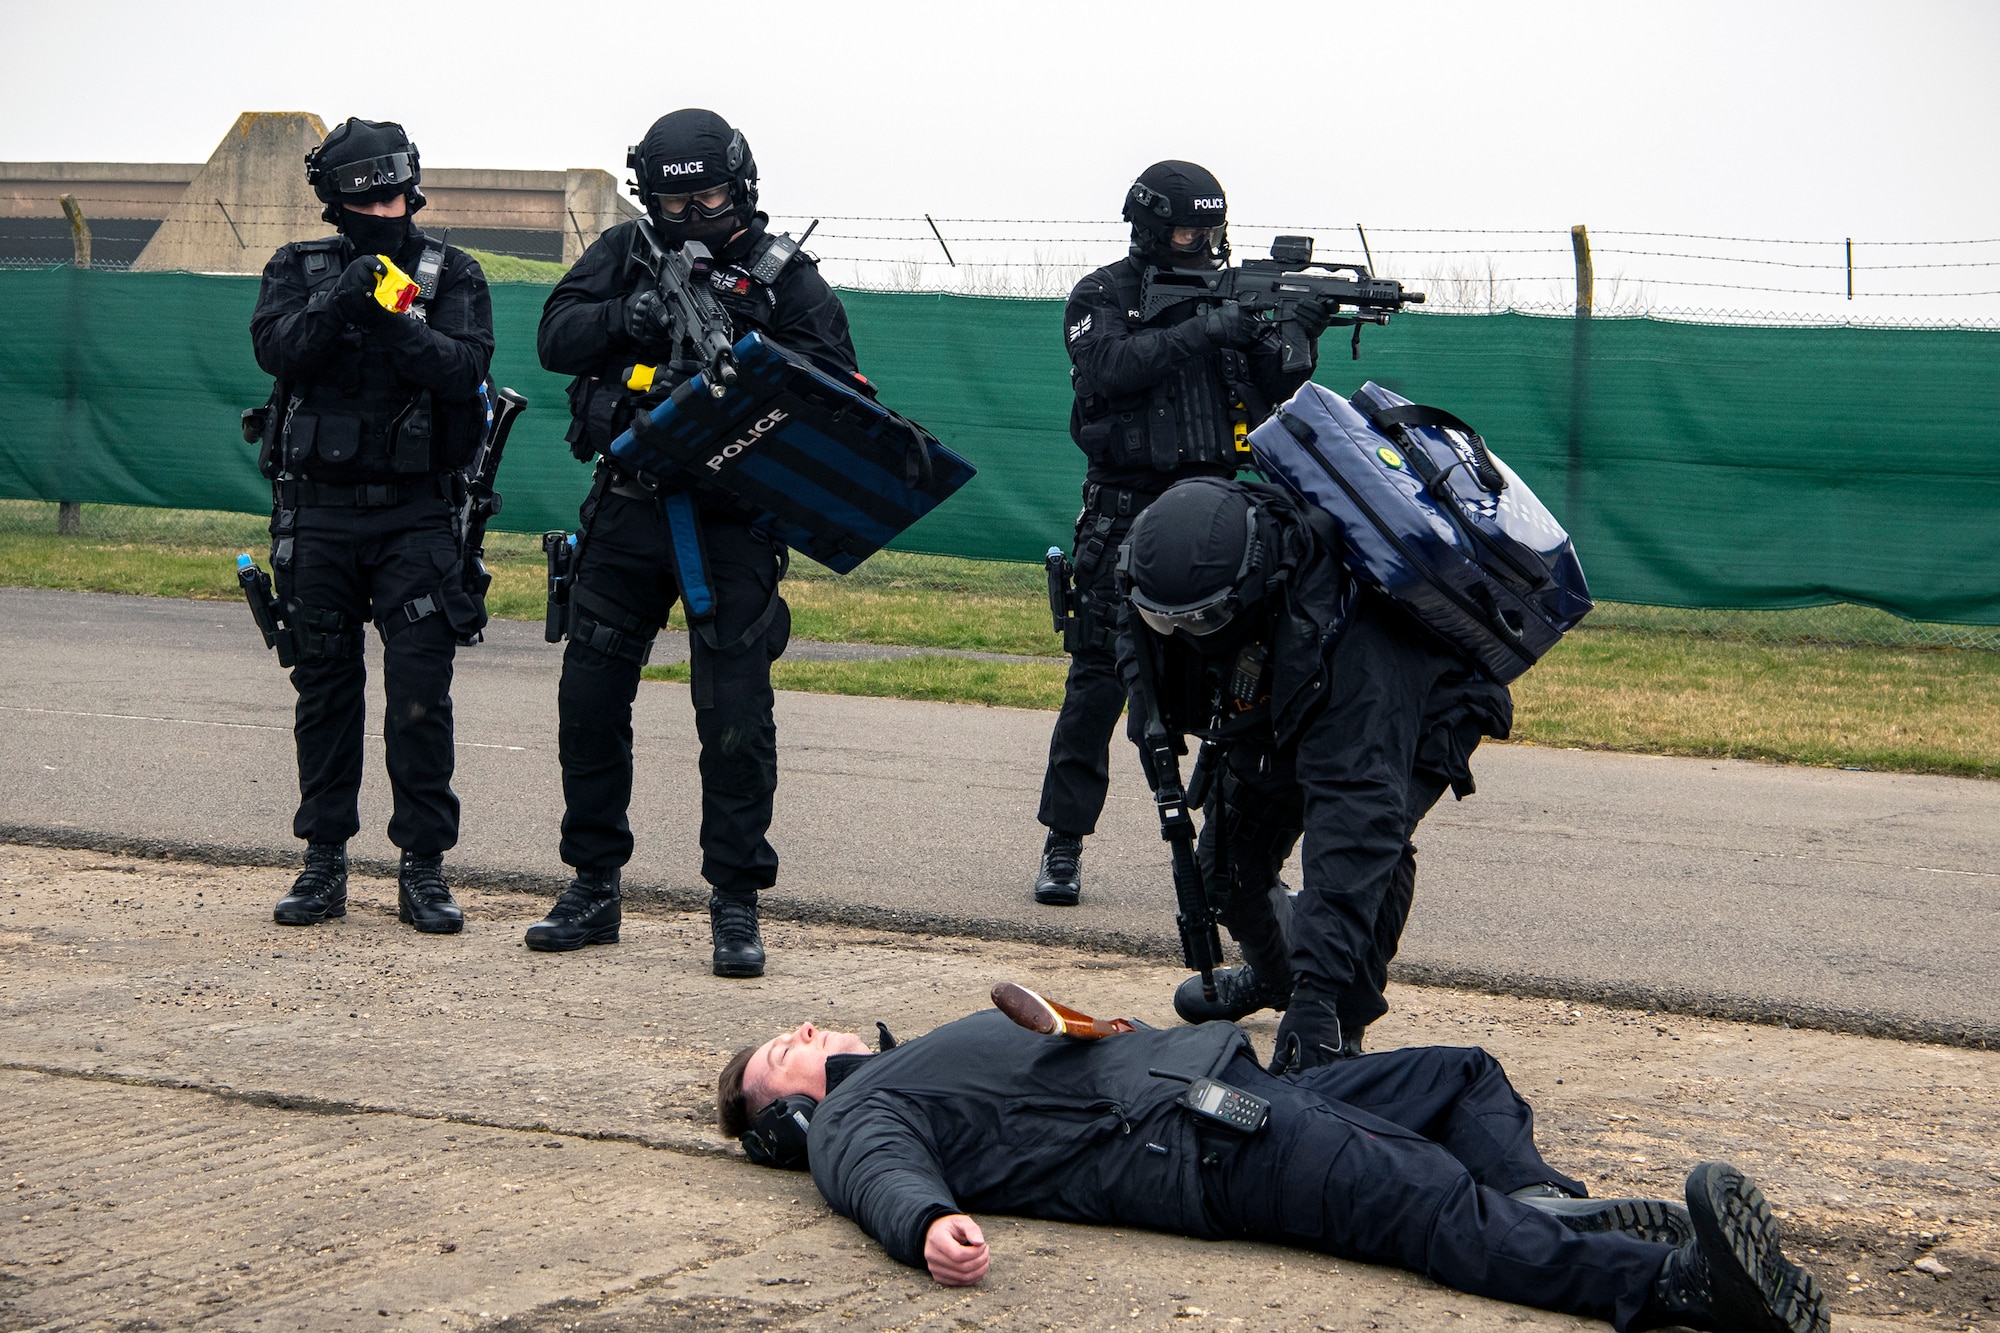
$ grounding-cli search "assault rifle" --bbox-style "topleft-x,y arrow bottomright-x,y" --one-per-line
1138,235 -> 1424,369
456,385 -> 529,638
632,217 -> 739,399
1128,625 -> 1229,1002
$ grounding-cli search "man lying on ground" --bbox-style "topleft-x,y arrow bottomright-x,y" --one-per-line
716,989 -> 1828,1333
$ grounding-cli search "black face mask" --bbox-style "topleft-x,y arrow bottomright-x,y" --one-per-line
340,207 -> 412,258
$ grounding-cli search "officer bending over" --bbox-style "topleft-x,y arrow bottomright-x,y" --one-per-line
530,109 -> 858,974
716,1006 -> 1827,1333
249,117 -> 494,933
1120,479 -> 1513,1067
1033,161 -> 1333,907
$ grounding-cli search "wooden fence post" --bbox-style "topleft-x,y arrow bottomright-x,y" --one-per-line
56,195 -> 90,535
1571,224 -> 1593,314
59,194 -> 91,270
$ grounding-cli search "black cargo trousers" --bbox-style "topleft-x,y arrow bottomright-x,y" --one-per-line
1206,595 -> 1506,1036
281,487 -> 475,855
556,483 -> 791,891
1036,488 -> 1159,836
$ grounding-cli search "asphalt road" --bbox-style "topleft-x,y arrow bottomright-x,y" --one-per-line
3,587 -> 1997,1043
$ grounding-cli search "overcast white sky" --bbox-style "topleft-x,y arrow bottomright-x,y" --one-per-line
5,0 -> 1996,315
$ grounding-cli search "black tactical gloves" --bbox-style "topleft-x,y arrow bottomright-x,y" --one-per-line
1200,298 -> 1260,348
332,255 -> 390,327
623,288 -> 674,342
1293,296 -> 1335,340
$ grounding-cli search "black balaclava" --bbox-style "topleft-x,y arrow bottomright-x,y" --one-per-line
1124,479 -> 1266,651
308,117 -> 424,255
1123,160 -> 1229,269
629,109 -> 758,249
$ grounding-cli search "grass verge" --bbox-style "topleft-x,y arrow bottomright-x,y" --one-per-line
4,503 -> 1994,777
643,656 -> 1067,710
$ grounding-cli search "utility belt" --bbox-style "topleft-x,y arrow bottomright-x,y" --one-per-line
274,474 -> 452,510
543,465 -> 788,709
1048,484 -> 1168,655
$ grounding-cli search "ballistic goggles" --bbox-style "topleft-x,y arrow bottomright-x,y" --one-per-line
1128,505 -> 1260,639
329,151 -> 416,195
654,183 -> 736,220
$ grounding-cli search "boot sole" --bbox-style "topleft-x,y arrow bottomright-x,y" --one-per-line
1686,1162 -> 1830,1333
1033,887 -> 1080,906
524,928 -> 621,953
399,907 -> 465,935
1529,1196 -> 1695,1248
713,959 -> 766,978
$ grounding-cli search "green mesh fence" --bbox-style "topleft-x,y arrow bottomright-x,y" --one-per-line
3,269 -> 1996,641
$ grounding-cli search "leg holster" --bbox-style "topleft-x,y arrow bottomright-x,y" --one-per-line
569,586 -> 659,666
291,605 -> 366,661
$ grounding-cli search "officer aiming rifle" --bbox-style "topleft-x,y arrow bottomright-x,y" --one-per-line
1139,233 -> 1425,367
629,220 -> 740,399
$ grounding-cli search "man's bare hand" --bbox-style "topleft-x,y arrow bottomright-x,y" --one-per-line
924,1214 -> 988,1285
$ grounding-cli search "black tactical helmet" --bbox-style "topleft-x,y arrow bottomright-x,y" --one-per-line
1123,160 -> 1229,268
305,118 -> 424,224
1123,479 -> 1267,645
628,109 -> 758,241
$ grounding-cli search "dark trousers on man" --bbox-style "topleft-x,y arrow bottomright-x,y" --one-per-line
1037,504 -> 1146,836
556,488 -> 790,891
284,494 -> 463,854
1200,1046 -> 1669,1331
1285,596 -> 1508,1037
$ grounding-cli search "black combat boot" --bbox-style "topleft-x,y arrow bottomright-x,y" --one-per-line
524,868 -> 622,952
397,851 -> 464,934
1033,831 -> 1083,906
1508,1183 -> 1695,1248
1267,994 -> 1362,1074
1631,1162 -> 1829,1333
1174,965 -> 1293,1024
274,842 -> 348,926
710,890 -> 766,978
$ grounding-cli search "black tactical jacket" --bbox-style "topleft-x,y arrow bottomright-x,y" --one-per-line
1117,482 -> 1513,790
537,214 -> 858,460
1065,256 -> 1315,494
250,229 -> 493,483
808,1010 -> 1251,1270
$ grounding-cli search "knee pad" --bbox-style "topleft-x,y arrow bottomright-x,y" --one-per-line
290,605 -> 366,661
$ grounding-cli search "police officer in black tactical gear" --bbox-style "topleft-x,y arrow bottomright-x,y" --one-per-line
1032,161 -> 1336,907
529,109 -> 858,974
249,117 -> 494,933
1117,478 -> 1513,1071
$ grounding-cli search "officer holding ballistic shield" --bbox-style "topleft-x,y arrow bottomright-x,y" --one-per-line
248,117 -> 495,933
530,109 -> 859,975
1032,161 -> 1336,906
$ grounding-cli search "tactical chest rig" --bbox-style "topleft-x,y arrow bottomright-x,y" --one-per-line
238,237 -> 527,665
1069,262 -> 1265,476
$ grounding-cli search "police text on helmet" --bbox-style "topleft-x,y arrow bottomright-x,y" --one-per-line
660,161 -> 706,177
707,409 -> 790,471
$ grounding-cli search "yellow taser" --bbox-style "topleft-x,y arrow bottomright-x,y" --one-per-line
372,256 -> 420,314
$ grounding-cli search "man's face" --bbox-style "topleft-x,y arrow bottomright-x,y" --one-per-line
344,194 -> 409,219
745,1022 -> 871,1110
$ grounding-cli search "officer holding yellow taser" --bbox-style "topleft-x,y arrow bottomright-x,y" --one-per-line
247,117 -> 495,934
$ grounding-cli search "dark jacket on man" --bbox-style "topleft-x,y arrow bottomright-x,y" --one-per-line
1064,256 -> 1313,494
809,1010 -> 1248,1268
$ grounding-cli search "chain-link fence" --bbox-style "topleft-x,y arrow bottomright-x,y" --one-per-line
4,498 -> 1988,651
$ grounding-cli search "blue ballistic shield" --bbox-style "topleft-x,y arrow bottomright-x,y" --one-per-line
1249,380 -> 1591,683
604,333 -> 975,573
